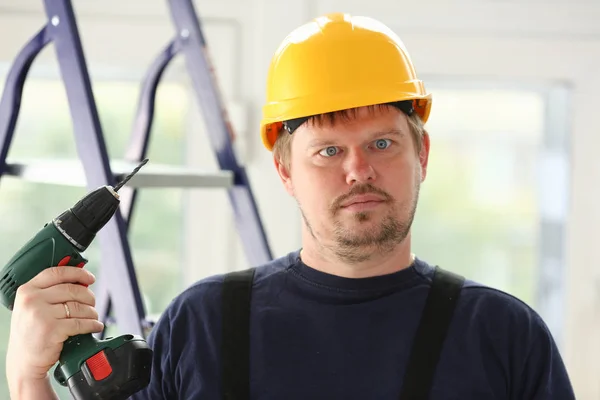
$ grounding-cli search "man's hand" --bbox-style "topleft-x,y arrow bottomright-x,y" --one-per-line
6,266 -> 104,398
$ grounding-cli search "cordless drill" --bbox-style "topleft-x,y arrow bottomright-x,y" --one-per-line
0,159 -> 153,400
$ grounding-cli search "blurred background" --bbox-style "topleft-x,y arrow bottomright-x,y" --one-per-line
0,0 -> 596,398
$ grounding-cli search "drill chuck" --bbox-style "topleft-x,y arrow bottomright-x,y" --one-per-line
53,185 -> 120,251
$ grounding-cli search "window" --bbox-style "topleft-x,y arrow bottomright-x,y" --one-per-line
411,82 -> 569,345
0,75 -> 190,398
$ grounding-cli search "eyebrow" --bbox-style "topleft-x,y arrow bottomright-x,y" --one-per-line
373,129 -> 406,139
307,129 -> 406,148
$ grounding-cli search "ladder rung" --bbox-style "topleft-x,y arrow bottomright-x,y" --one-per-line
3,159 -> 234,189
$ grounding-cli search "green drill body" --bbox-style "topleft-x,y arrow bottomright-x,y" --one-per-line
0,222 -> 139,386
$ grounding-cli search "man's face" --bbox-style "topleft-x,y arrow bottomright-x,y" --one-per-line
276,106 -> 430,263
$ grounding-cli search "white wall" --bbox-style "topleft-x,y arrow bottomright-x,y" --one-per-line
0,0 -> 598,397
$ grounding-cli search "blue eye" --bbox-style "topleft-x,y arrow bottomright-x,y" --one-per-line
319,146 -> 338,157
374,139 -> 391,150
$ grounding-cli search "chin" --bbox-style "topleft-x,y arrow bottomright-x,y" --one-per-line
333,210 -> 410,242
343,210 -> 383,224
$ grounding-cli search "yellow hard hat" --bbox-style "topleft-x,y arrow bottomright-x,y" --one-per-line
260,13 -> 432,151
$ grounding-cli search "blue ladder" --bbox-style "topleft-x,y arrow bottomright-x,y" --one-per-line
0,0 -> 272,337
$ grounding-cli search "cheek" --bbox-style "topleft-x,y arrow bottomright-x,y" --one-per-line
380,159 -> 420,198
291,162 -> 339,210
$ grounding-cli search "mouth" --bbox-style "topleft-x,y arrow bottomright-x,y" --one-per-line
341,194 -> 385,208
340,195 -> 386,212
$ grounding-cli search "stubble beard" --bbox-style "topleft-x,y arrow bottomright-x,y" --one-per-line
299,180 -> 421,265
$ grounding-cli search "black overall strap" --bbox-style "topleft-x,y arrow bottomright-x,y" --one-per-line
221,268 -> 255,400
220,266 -> 463,400
399,266 -> 465,400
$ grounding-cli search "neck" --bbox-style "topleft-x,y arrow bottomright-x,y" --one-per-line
299,231 -> 415,279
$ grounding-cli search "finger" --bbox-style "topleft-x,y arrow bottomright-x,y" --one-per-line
58,319 -> 105,340
29,266 -> 95,290
53,302 -> 99,321
50,319 -> 105,344
42,284 -> 96,307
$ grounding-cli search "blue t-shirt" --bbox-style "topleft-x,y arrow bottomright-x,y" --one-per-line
130,250 -> 575,399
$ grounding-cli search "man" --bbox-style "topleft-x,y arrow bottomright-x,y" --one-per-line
6,13 -> 575,399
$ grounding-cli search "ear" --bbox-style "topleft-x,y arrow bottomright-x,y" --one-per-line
274,156 -> 294,196
419,131 -> 431,182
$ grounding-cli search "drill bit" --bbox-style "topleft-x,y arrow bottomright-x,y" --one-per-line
114,159 -> 149,191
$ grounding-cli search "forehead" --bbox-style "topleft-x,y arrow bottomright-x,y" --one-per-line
294,105 -> 410,145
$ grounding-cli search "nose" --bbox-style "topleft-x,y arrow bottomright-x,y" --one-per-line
345,149 -> 376,185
